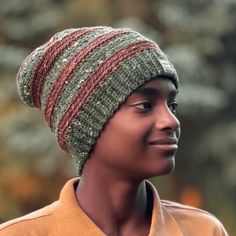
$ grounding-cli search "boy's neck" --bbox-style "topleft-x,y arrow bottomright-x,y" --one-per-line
75,173 -> 152,236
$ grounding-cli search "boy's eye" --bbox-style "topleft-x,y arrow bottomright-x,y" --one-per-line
133,101 -> 153,112
169,102 -> 178,115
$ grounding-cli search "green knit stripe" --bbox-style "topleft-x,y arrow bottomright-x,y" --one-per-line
17,48 -> 46,107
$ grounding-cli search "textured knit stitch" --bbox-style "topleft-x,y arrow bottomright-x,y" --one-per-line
17,28 -> 80,107
51,31 -> 145,133
44,29 -> 130,129
32,28 -> 93,108
16,26 -> 179,174
40,28 -> 110,110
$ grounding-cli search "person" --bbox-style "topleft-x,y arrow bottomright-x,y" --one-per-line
0,26 -> 228,236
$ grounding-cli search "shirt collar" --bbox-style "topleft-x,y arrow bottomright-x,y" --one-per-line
54,178 -> 106,236
54,178 -> 183,236
146,180 -> 183,236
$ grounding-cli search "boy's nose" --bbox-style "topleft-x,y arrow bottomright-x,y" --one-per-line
154,104 -> 180,134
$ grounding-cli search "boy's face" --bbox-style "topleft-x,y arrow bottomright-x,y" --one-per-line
86,78 -> 181,180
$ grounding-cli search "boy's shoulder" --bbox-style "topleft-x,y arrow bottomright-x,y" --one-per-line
161,200 -> 228,235
161,199 -> 217,218
0,201 -> 58,236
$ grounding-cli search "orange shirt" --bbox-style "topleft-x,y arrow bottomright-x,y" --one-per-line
0,178 -> 228,236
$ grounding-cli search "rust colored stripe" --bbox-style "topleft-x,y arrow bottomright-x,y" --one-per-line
44,29 -> 130,128
31,28 -> 92,108
57,41 -> 159,151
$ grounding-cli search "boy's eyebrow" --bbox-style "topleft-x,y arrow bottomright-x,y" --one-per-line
134,87 -> 159,96
133,87 -> 179,97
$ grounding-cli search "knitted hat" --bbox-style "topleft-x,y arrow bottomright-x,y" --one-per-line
16,26 -> 178,174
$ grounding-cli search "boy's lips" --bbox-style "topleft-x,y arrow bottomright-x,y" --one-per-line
148,137 -> 178,151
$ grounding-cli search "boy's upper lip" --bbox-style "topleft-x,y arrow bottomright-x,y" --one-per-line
148,137 -> 178,145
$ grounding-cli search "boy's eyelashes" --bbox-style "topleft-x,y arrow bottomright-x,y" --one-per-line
168,101 -> 178,115
131,101 -> 153,112
130,100 -> 178,114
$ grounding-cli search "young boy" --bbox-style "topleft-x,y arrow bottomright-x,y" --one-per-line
0,27 -> 228,235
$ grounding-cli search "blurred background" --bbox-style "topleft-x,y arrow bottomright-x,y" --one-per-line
0,0 -> 235,234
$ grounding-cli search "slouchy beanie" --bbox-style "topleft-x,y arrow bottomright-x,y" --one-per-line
16,26 -> 179,174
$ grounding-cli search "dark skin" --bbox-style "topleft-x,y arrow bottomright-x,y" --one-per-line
76,78 -> 181,236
